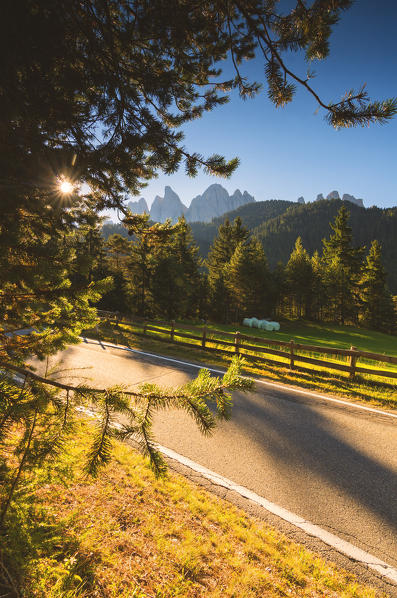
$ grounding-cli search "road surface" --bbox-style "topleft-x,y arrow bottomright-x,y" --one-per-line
32,339 -> 397,570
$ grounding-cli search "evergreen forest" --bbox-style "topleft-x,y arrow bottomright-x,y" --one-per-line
98,205 -> 396,333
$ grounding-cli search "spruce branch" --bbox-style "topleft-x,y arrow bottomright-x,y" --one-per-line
0,355 -> 252,478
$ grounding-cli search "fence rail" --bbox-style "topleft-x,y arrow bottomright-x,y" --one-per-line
95,310 -> 397,381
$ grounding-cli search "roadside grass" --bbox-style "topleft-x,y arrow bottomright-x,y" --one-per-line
1,419 -> 386,597
88,322 -> 397,411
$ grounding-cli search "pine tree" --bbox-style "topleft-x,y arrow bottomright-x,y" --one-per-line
207,218 -> 250,322
225,239 -> 272,322
358,241 -> 396,332
285,237 -> 313,319
106,234 -> 132,272
170,217 -> 203,318
149,217 -> 203,320
123,214 -> 176,317
72,207 -> 107,286
310,251 -> 327,321
322,205 -> 364,324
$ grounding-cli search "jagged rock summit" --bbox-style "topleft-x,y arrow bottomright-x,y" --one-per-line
149,186 -> 187,223
326,190 -> 340,200
316,190 -> 364,208
127,197 -> 148,214
297,196 -> 305,204
341,193 -> 365,208
144,184 -> 255,223
186,184 -> 254,222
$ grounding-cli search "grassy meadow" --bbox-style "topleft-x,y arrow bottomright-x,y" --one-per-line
204,319 -> 397,356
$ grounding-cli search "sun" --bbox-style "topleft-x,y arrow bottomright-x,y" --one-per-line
58,179 -> 74,194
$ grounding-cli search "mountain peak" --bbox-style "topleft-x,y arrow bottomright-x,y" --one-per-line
127,197 -> 149,214
149,187 -> 186,223
186,185 -> 255,222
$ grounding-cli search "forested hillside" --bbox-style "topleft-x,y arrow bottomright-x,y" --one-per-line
252,200 -> 397,292
103,199 -> 294,250
103,199 -> 397,292
190,199 -> 294,256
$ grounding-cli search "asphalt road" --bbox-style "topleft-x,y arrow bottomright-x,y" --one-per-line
33,339 -> 397,569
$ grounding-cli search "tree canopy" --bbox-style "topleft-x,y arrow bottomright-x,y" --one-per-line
2,0 -> 396,214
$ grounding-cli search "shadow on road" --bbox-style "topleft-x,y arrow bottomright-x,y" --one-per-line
230,388 -> 397,535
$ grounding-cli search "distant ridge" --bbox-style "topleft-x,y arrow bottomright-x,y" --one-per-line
103,197 -> 397,291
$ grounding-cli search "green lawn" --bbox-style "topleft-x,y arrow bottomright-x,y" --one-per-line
197,319 -> 397,356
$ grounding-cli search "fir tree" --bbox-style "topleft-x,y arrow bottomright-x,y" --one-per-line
150,217 -> 202,320
322,206 -> 364,324
106,234 -> 132,272
72,208 -> 107,285
285,238 -> 313,319
310,251 -> 327,321
358,241 -> 396,332
225,239 -> 272,321
207,218 -> 250,322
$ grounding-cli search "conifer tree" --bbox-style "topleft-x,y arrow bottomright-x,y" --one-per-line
310,251 -> 327,321
225,238 -> 272,321
171,217 -> 203,318
207,218 -> 250,322
72,208 -> 107,286
150,217 -> 203,320
322,205 -> 364,324
285,237 -> 313,319
106,234 -> 132,272
358,241 -> 396,332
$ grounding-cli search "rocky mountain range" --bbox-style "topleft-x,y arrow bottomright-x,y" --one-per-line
127,185 -> 365,225
127,184 -> 255,223
297,192 -> 364,207
315,191 -> 364,207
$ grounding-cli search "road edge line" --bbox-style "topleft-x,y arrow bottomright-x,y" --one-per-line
157,444 -> 397,586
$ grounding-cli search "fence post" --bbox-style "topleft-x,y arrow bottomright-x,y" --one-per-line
290,340 -> 295,370
170,320 -> 175,342
235,331 -> 240,355
349,346 -> 358,378
202,326 -> 207,349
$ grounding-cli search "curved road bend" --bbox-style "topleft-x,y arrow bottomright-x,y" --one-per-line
32,339 -> 397,569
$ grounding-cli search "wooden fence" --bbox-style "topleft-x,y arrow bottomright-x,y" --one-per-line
96,310 -> 397,382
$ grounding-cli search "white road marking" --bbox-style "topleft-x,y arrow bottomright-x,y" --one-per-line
81,337 -> 397,420
157,444 -> 397,585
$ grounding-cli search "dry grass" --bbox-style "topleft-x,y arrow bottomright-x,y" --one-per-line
3,420 -> 385,598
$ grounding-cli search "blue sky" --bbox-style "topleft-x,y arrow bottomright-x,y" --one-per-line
117,1 -> 397,214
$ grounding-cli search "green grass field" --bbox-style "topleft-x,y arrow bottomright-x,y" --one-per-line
201,319 -> 397,356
